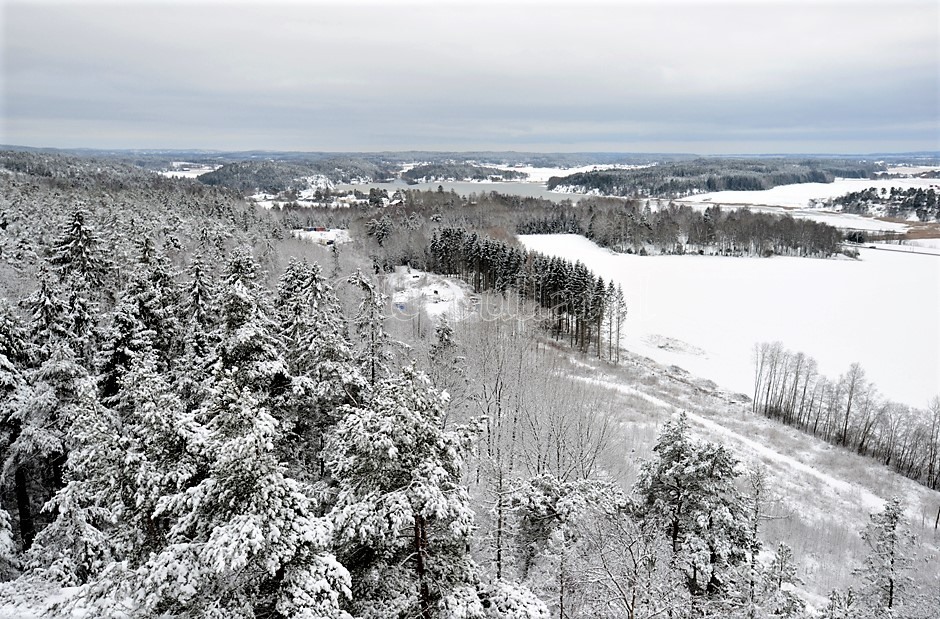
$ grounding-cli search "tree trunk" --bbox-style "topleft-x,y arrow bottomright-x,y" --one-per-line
14,467 -> 35,550
414,514 -> 432,619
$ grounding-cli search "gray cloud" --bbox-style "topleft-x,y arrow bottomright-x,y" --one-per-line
2,1 -> 938,152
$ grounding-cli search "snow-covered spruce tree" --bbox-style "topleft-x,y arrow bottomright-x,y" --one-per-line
47,211 -> 110,364
48,211 -> 107,288
120,242 -> 184,374
633,412 -> 752,608
0,300 -> 32,553
329,365 -> 500,619
205,248 -> 291,409
96,295 -> 156,406
853,496 -> 914,617
176,253 -> 218,412
2,339 -> 88,555
76,282 -> 348,616
0,506 -> 17,580
276,258 -> 365,482
52,249 -> 350,617
22,378 -> 117,586
427,314 -> 470,427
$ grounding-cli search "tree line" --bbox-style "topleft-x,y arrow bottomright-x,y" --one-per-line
425,227 -> 628,360
829,186 -> 940,222
402,163 -> 527,184
753,342 -> 940,490
518,201 -> 845,257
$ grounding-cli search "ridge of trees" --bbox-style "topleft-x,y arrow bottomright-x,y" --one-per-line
197,158 -> 399,193
402,163 -> 528,184
425,227 -> 627,361
546,158 -> 884,198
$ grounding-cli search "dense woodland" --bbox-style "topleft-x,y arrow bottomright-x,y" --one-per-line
546,159 -> 884,198
198,159 -> 399,193
401,163 -> 528,184
829,186 -> 940,222
516,200 -> 845,257
0,151 -> 935,618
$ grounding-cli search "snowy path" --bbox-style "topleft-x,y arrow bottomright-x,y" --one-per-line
571,373 -> 887,515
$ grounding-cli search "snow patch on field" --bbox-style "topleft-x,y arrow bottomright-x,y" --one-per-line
158,163 -> 220,178
519,234 -> 940,408
292,228 -> 351,245
385,267 -> 470,320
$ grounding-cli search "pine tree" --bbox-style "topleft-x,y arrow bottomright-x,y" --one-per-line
347,268 -> 392,386
761,542 -> 805,618
633,413 -> 752,603
328,365 -> 481,619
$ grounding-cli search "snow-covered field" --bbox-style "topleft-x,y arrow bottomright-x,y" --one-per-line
385,267 -> 470,320
881,165 -> 940,177
292,228 -> 351,245
158,163 -> 220,178
519,234 -> 940,408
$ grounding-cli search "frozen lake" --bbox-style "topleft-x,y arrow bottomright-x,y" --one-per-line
519,234 -> 940,408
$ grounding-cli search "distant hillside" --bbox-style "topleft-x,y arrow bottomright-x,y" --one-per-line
401,162 -> 528,184
197,158 -> 397,193
547,158 -> 886,198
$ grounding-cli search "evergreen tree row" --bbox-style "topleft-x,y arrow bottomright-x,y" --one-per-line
545,158 -> 883,198
425,227 -> 627,360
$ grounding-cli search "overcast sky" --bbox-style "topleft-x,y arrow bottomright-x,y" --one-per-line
2,0 -> 938,153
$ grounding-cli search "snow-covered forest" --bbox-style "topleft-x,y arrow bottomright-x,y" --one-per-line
0,150 -> 937,619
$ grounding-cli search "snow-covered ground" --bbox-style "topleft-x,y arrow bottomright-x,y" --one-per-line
867,240 -> 940,256
385,267 -> 471,320
292,228 -> 351,245
880,165 -> 940,177
519,234 -> 940,408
